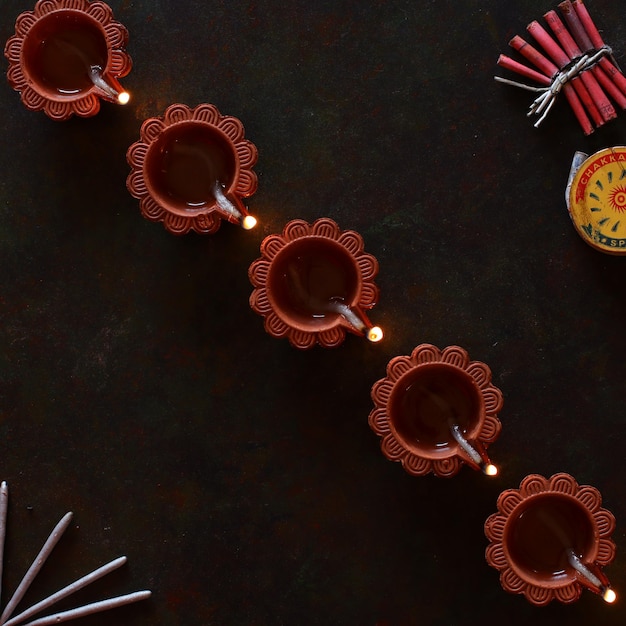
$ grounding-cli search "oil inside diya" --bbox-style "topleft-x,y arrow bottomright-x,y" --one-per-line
388,362 -> 496,474
505,493 -> 616,602
6,2 -> 132,118
485,473 -> 617,605
23,11 -> 124,100
268,236 -> 381,341
508,494 -> 593,578
145,122 -> 247,221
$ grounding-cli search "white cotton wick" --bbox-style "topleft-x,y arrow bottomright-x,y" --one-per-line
567,549 -> 602,587
326,302 -> 383,342
89,67 -> 129,104
449,423 -> 497,476
213,182 -> 241,220
567,549 -> 616,603
328,302 -> 365,331
213,183 -> 257,229
450,423 -> 482,464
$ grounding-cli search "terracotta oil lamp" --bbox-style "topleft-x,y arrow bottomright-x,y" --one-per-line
4,0 -> 131,120
127,103 -> 258,235
485,473 -> 617,605
248,218 -> 383,349
369,344 -> 502,477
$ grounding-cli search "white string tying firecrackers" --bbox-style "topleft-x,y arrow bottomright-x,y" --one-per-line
496,46 -> 613,127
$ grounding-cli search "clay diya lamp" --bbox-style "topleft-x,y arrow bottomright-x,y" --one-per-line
368,344 -> 502,477
248,218 -> 383,349
485,473 -> 617,605
127,103 -> 258,235
4,0 -> 131,120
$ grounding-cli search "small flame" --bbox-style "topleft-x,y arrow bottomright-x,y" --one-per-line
367,326 -> 383,343
89,68 -> 127,105
483,464 -> 498,477
603,588 -> 617,604
242,215 -> 257,230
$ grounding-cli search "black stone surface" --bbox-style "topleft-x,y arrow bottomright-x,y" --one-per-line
0,1 -> 625,624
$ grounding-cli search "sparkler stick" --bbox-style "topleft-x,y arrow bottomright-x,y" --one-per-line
17,591 -> 152,626
0,513 -> 73,625
3,557 -> 128,626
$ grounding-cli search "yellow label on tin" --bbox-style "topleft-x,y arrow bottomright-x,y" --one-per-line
568,147 -> 626,255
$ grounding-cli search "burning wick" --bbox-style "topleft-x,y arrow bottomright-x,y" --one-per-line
89,66 -> 129,104
449,422 -> 498,476
213,182 -> 257,229
241,215 -> 257,230
367,326 -> 384,343
566,549 -> 617,603
328,301 -> 383,342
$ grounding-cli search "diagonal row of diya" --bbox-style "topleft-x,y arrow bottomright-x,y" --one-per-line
3,0 -> 620,613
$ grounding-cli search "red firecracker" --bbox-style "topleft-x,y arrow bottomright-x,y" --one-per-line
496,0 -> 626,135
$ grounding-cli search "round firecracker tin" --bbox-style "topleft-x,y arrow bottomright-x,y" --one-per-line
566,146 -> 626,255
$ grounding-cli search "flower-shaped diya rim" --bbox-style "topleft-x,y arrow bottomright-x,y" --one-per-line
369,344 -> 502,477
485,473 -> 616,606
127,103 -> 258,235
248,217 -> 381,349
5,0 -> 132,120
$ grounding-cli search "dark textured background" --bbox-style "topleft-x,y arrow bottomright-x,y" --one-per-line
1,0 -> 626,624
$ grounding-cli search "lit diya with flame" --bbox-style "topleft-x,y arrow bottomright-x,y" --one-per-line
248,218 -> 383,349
4,0 -> 131,120
127,103 -> 258,235
369,344 -> 502,477
485,473 -> 617,605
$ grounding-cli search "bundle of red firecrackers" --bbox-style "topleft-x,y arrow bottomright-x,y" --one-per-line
496,0 -> 626,135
